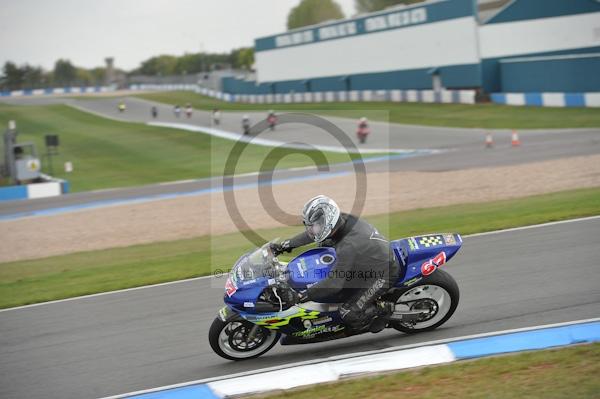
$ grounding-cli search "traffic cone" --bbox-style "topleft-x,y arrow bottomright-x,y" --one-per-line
485,132 -> 493,148
511,130 -> 521,147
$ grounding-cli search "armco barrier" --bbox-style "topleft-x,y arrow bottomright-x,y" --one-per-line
0,177 -> 69,202
491,92 -> 600,107
106,318 -> 600,399
0,86 -> 115,97
128,84 -> 477,105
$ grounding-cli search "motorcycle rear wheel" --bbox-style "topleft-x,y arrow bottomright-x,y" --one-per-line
390,269 -> 459,334
209,318 -> 280,361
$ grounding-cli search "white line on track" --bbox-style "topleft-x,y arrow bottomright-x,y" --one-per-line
98,317 -> 600,399
1,215 -> 598,313
0,275 -> 213,313
147,121 -> 432,154
465,214 -> 600,237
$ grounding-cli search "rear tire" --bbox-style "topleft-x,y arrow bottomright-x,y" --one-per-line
209,317 -> 280,361
390,269 -> 459,334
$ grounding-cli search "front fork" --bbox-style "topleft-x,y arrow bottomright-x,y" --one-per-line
247,325 -> 260,340
219,306 -> 262,340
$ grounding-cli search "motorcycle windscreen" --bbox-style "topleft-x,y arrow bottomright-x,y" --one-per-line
224,248 -> 276,309
287,247 -> 337,290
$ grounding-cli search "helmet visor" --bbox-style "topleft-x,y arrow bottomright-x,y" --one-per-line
304,208 -> 326,241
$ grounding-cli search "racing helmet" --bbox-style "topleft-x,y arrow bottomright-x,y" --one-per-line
301,195 -> 340,242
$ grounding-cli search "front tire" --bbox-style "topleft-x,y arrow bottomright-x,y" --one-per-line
390,269 -> 459,334
209,318 -> 280,361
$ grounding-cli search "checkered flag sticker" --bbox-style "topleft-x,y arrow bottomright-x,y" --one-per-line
418,235 -> 444,248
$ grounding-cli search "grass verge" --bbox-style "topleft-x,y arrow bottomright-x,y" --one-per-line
259,343 -> 600,399
133,91 -> 600,129
0,187 -> 599,309
0,103 -> 357,191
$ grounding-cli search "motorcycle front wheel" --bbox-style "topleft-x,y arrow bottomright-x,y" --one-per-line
209,318 -> 280,361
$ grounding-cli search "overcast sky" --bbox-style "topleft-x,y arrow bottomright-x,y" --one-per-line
0,0 -> 356,71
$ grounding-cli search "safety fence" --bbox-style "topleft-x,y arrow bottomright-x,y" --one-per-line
0,86 -> 116,97
129,84 -> 477,105
491,92 -> 600,107
0,175 -> 69,202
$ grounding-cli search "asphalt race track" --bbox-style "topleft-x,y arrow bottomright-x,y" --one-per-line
1,95 -> 599,218
1,217 -> 599,399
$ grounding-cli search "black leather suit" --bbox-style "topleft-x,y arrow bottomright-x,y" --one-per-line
286,213 -> 399,330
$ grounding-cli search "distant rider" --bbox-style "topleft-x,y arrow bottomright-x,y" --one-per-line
270,195 -> 398,333
242,114 -> 251,135
212,108 -> 221,125
267,110 -> 277,131
357,117 -> 369,143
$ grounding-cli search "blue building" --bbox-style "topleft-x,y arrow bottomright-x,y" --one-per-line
222,0 -> 600,102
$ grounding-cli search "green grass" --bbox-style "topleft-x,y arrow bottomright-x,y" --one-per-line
260,343 -> 600,399
1,187 -> 599,309
133,91 -> 600,129
0,103 -> 358,191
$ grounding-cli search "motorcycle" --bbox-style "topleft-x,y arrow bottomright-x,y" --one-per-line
267,114 -> 277,131
357,123 -> 369,143
209,233 -> 462,360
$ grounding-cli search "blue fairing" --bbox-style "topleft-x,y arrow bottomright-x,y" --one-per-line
224,233 -> 462,310
287,233 -> 462,288
287,247 -> 337,290
391,233 -> 463,286
224,276 -> 271,311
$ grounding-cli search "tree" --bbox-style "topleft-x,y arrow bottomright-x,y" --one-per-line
53,59 -> 76,86
175,52 -> 230,74
230,47 -> 254,70
131,52 -> 234,76
76,68 -> 94,86
287,0 -> 345,30
1,60 -> 110,90
134,55 -> 178,76
89,67 -> 106,85
1,62 -> 25,90
355,0 -> 425,13
22,65 -> 44,89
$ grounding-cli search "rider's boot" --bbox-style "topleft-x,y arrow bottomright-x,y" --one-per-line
368,301 -> 395,333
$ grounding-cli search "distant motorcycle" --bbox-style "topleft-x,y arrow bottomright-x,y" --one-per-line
357,117 -> 370,143
209,233 -> 462,360
242,115 -> 251,135
267,112 -> 277,131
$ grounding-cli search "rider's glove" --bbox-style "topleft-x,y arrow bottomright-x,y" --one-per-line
279,287 -> 308,306
270,240 -> 292,256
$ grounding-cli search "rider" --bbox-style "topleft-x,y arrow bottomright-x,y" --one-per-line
242,114 -> 251,135
357,117 -> 369,143
270,195 -> 399,333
